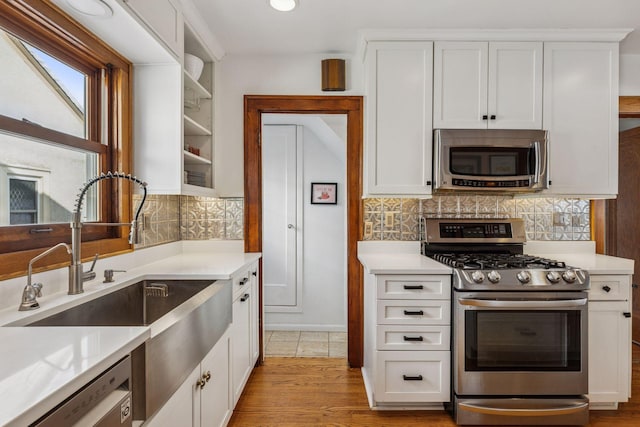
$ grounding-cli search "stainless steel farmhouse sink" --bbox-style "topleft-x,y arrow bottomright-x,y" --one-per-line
26,278 -> 232,422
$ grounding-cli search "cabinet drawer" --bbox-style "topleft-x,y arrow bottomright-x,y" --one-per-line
589,275 -> 631,301
377,325 -> 450,351
377,275 -> 451,300
375,350 -> 450,403
377,300 -> 450,325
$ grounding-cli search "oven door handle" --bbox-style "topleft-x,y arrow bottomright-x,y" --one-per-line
458,298 -> 587,309
458,400 -> 589,417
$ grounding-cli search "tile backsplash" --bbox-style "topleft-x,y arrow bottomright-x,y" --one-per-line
363,196 -> 590,242
134,194 -> 590,248
133,195 -> 244,249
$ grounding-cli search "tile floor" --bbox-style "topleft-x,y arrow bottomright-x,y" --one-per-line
265,331 -> 347,358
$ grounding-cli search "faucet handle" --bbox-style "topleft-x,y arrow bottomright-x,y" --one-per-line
82,253 -> 99,282
88,254 -> 99,272
32,283 -> 43,298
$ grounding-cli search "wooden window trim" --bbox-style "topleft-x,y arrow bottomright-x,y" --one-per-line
0,1 -> 133,280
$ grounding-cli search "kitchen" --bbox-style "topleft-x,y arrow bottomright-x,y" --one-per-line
0,0 -> 640,426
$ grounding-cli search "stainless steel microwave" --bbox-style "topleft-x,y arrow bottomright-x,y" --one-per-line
433,129 -> 549,193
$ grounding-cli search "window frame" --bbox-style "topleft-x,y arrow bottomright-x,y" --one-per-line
0,1 -> 133,280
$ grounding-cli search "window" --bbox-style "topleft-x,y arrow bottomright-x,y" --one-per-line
0,1 -> 132,279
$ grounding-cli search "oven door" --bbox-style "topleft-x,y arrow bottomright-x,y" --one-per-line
454,291 -> 588,396
433,129 -> 549,192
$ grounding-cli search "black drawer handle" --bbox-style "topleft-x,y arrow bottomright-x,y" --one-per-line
490,114 -> 496,120
624,312 -> 631,318
239,278 -> 249,286
602,285 -> 611,293
403,336 -> 424,342
240,293 -> 250,302
403,310 -> 424,316
403,284 -> 424,290
482,115 -> 488,120
403,375 -> 423,381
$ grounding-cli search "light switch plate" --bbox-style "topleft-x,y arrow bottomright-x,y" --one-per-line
364,221 -> 373,238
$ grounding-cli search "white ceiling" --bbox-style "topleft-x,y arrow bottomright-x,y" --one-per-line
191,0 -> 640,56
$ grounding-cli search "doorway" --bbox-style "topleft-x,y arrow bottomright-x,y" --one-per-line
244,95 -> 364,367
261,115 -> 348,358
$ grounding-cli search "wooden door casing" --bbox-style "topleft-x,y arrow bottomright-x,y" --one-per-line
244,95 -> 364,367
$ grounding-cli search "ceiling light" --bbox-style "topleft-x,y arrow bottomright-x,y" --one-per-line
269,0 -> 297,12
66,0 -> 113,18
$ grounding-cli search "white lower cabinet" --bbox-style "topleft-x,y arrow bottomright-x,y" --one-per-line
144,329 -> 231,427
363,273 -> 451,408
588,275 -> 632,409
231,262 -> 260,406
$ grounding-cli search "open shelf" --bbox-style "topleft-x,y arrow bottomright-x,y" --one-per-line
184,115 -> 212,136
184,149 -> 212,165
184,70 -> 212,99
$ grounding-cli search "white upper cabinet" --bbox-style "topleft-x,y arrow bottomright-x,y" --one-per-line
123,0 -> 183,58
433,41 -> 543,130
543,42 -> 619,197
365,41 -> 434,196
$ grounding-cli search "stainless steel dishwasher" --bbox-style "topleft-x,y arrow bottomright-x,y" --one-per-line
31,355 -> 132,427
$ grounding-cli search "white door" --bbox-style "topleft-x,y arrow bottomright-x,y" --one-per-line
262,125 -> 300,307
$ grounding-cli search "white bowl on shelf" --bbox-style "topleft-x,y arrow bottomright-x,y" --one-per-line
184,53 -> 204,81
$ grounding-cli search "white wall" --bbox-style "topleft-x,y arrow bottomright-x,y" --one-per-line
265,123 -> 347,331
215,53 -> 362,197
620,54 -> 640,95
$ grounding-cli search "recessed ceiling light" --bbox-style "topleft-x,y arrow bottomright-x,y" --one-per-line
269,0 -> 297,12
66,0 -> 113,18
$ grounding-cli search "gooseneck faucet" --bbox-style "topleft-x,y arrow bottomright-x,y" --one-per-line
69,171 -> 147,295
19,243 -> 72,311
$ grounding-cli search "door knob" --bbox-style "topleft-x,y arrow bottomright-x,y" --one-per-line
287,224 -> 295,229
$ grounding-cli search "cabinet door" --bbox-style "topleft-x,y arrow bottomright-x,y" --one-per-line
588,301 -> 631,404
433,41 -> 488,129
200,334 -> 231,427
124,0 -> 183,57
144,364 -> 199,427
543,42 -> 619,197
365,41 -> 433,196
231,289 -> 252,406
488,42 -> 542,129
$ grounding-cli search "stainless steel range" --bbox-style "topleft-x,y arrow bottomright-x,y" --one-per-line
422,218 -> 590,426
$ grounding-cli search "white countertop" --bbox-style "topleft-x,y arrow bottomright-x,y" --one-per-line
0,327 -> 148,427
0,245 -> 260,426
358,253 -> 452,275
534,253 -> 634,275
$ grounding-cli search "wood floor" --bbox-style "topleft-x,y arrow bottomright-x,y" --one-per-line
228,345 -> 640,426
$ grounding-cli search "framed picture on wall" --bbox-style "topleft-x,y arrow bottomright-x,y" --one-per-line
311,182 -> 337,204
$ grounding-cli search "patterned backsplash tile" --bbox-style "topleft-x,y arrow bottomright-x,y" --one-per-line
133,194 -> 244,249
363,196 -> 591,242
134,193 -> 590,248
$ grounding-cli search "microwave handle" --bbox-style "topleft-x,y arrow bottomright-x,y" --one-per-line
532,140 -> 541,184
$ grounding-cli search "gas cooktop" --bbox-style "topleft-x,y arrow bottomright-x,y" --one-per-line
421,218 -> 590,291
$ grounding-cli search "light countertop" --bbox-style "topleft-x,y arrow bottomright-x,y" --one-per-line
0,247 -> 260,426
358,253 -> 453,275
0,326 -> 148,427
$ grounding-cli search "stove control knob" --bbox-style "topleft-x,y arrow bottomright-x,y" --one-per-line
487,270 -> 501,284
546,271 -> 562,283
516,271 -> 531,284
562,270 -> 577,283
471,271 -> 485,283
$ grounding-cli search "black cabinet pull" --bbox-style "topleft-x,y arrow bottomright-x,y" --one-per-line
240,293 -> 250,302
403,336 -> 424,342
490,115 -> 496,120
482,115 -> 488,120
403,310 -> 424,316
602,285 -> 611,293
425,180 -> 432,186
632,283 -> 638,289
252,271 -> 257,277
403,375 -> 423,381
624,312 -> 631,318
239,278 -> 249,286
403,284 -> 424,290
